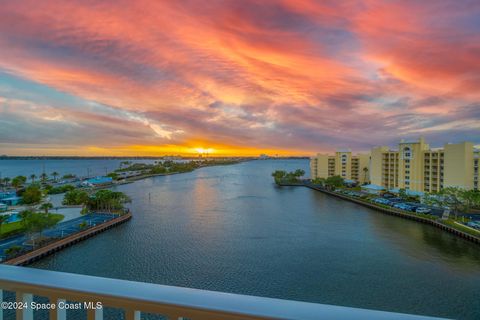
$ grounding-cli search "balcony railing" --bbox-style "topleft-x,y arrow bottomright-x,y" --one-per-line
0,265 -> 447,320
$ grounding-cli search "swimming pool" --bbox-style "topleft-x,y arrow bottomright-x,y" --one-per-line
1,212 -> 21,223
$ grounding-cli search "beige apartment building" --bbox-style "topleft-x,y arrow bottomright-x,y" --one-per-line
370,137 -> 479,193
310,137 -> 479,193
310,150 -> 370,184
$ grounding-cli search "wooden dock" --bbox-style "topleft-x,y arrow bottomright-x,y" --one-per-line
3,213 -> 132,266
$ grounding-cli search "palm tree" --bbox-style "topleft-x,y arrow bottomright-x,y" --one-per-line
363,167 -> 369,183
2,177 -> 10,191
52,172 -> 59,182
30,174 -> 37,184
11,176 -> 26,190
39,202 -> 54,214
40,173 -> 48,184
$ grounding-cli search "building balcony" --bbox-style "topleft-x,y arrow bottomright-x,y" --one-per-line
0,265 -> 445,320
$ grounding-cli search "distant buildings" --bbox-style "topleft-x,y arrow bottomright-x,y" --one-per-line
81,176 -> 113,187
310,150 -> 370,184
116,171 -> 143,179
0,191 -> 21,206
310,137 -> 479,193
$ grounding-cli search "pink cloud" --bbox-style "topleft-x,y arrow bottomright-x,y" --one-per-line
0,0 -> 478,154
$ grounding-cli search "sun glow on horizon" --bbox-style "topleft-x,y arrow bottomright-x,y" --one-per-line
1,0 -> 479,155
195,148 -> 214,154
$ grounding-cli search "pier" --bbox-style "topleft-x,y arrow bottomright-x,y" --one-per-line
3,213 -> 132,266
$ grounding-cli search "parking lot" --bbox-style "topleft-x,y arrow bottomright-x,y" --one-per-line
334,189 -> 480,229
0,213 -> 118,261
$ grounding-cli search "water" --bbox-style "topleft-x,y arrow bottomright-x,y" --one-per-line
0,159 -> 158,179
20,160 -> 480,319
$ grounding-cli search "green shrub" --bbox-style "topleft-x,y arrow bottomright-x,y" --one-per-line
5,245 -> 23,258
21,184 -> 42,204
48,184 -> 75,194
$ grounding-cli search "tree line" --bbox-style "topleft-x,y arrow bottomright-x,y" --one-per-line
0,172 -> 75,189
271,169 -> 305,184
63,189 -> 131,214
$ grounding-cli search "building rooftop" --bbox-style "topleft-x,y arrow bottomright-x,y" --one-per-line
84,176 -> 113,185
361,184 -> 385,190
390,188 -> 424,197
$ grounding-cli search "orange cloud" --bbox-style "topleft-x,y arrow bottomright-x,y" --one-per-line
0,0 -> 479,155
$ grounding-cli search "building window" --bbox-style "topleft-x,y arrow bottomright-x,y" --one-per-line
405,165 -> 410,169
405,170 -> 410,174
405,176 -> 410,180
403,147 -> 411,159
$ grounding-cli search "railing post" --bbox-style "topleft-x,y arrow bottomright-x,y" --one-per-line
0,289 -> 3,320
49,298 -> 66,320
87,307 -> 103,320
125,309 -> 141,320
16,293 -> 33,320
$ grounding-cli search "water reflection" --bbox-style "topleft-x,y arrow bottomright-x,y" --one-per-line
369,213 -> 480,271
30,160 -> 480,319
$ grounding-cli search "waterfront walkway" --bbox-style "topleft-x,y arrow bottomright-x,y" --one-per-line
0,213 -> 118,261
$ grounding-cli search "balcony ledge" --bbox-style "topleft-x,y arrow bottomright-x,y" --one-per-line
0,265 -> 449,320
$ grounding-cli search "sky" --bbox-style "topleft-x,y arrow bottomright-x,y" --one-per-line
0,0 -> 479,156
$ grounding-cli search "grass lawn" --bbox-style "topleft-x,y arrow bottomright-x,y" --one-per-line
445,219 -> 480,237
0,213 -> 64,238
0,220 -> 23,235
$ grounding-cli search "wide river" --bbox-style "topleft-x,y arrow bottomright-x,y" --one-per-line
24,159 -> 480,319
0,159 -> 158,178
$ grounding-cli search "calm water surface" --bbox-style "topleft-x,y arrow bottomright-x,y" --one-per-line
0,159 -> 157,178
27,160 -> 480,319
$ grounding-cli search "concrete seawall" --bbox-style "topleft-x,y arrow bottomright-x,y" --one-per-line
3,213 -> 132,266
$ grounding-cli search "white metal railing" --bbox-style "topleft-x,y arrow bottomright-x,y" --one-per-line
0,265 -> 449,320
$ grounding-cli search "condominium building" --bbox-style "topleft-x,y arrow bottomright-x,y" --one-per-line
310,150 -> 370,184
310,137 -> 479,193
370,138 -> 479,193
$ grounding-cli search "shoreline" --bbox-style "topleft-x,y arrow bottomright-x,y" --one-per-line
278,182 -> 480,245
2,213 -> 132,266
95,159 -> 249,188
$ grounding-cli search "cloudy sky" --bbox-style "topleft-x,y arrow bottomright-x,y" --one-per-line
0,0 -> 479,156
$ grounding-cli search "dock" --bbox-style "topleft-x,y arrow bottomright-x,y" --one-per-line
3,213 -> 132,266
